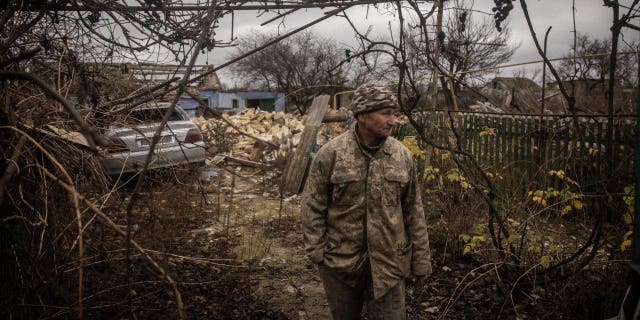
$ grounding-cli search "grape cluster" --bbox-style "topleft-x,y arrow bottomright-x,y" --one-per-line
491,0 -> 515,32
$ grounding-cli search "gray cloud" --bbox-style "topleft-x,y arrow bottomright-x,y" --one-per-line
207,1 -> 640,84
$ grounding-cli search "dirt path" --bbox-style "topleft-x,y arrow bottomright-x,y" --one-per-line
186,166 -> 618,320
200,168 -> 331,320
231,196 -> 331,320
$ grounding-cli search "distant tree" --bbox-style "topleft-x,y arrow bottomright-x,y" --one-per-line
557,34 -> 638,88
511,67 -> 541,84
404,0 -> 517,93
344,48 -> 396,86
441,0 -> 517,83
229,30 -> 349,112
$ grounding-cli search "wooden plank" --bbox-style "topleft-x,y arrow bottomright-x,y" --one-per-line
491,116 -> 501,173
534,116 -> 542,170
439,111 -> 446,147
566,120 -> 574,175
511,116 -> 517,167
527,116 -> 535,178
504,117 -> 513,167
500,116 -> 507,168
550,118 -> 558,171
594,120 -> 603,179
579,121 -> 588,180
544,118 -> 551,177
624,120 -> 634,175
464,114 -> 472,156
442,112 -> 448,147
618,122 -> 624,175
515,116 -> 521,165
534,116 -> 545,180
481,115 -> 488,164
489,116 -> 496,170
471,114 -> 477,160
281,95 -> 331,194
465,114 -> 472,157
547,118 -> 555,171
623,121 -> 634,175
482,115 -> 488,167
465,114 -> 474,159
542,117 -> 551,174
518,116 -> 527,166
322,114 -> 348,123
225,155 -> 272,170
524,116 -> 531,178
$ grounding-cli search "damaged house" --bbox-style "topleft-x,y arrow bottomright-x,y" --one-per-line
470,77 -> 554,114
547,78 -> 636,114
180,90 -> 285,116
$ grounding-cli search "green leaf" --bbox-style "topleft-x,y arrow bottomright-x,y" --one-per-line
528,245 -> 542,254
472,235 -> 487,245
459,234 -> 471,243
540,255 -> 552,269
621,239 -> 632,252
463,244 -> 472,256
570,199 -> 584,210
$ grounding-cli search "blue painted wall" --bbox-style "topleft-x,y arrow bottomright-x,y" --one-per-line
180,90 -> 285,117
236,92 -> 285,112
217,92 -> 246,112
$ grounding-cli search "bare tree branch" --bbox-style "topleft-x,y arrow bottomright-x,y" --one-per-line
0,71 -> 109,149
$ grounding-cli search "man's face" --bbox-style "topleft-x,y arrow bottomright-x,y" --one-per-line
357,107 -> 398,141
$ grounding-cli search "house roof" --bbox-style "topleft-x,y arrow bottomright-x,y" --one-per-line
548,78 -> 610,89
493,77 -> 541,90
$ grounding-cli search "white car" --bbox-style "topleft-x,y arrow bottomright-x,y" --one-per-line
102,103 -> 206,176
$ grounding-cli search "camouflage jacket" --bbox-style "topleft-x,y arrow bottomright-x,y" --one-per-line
301,129 -> 432,299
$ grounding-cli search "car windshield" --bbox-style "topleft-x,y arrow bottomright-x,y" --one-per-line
125,108 -> 184,125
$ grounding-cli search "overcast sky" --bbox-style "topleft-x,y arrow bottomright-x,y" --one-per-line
205,1 -> 640,86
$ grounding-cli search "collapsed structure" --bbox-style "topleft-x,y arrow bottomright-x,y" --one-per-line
192,106 -> 350,167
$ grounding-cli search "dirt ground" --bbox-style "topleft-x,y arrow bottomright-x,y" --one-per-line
91,165 -> 627,320
199,167 -> 333,320
164,166 -> 516,319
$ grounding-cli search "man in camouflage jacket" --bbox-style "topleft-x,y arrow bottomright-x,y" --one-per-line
301,83 -> 432,320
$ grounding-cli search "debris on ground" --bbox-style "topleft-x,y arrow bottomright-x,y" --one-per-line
192,108 -> 350,166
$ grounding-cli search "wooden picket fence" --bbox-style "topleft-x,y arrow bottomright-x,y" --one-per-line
393,111 -> 636,186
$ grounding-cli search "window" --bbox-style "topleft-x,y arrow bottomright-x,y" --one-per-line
232,99 -> 239,108
247,98 -> 276,112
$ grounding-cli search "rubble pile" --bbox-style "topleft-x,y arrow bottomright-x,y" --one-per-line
192,108 -> 350,166
316,107 -> 350,146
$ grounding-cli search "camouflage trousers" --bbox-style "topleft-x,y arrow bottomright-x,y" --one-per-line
318,264 -> 406,320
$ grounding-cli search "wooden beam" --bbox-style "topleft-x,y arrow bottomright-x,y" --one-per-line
224,155 -> 271,170
322,113 -> 348,123
280,94 -> 330,194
